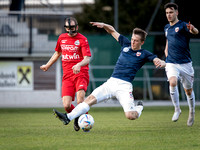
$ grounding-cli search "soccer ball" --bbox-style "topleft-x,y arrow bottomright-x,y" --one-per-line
78,114 -> 94,132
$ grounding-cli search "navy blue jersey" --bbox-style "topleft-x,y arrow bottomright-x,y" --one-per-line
111,35 -> 157,83
164,20 -> 191,64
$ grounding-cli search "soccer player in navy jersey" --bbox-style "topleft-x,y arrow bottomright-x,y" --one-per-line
53,22 -> 166,126
164,3 -> 199,126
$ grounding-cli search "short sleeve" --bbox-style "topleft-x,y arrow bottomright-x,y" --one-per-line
145,50 -> 157,62
118,35 -> 131,47
81,38 -> 91,57
55,36 -> 62,52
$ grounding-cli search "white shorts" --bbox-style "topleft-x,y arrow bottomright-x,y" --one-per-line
165,62 -> 194,89
91,77 -> 135,112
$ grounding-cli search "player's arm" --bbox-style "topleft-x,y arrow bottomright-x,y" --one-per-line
72,56 -> 91,74
186,22 -> 199,35
90,22 -> 120,41
164,40 -> 168,57
153,58 -> 166,68
40,51 -> 62,71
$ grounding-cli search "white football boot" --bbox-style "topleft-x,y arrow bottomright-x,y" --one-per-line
172,109 -> 181,122
187,112 -> 195,127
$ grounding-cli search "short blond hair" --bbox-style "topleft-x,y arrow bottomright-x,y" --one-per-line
132,28 -> 147,41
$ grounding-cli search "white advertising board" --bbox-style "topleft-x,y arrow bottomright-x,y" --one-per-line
0,61 -> 33,90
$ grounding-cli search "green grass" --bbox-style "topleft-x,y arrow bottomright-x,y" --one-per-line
0,106 -> 200,150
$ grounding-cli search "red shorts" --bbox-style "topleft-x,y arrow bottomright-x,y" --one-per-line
62,72 -> 89,101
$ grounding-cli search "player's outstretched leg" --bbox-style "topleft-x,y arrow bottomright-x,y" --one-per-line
74,117 -> 80,131
137,101 -> 143,106
136,101 -> 143,118
53,109 -> 70,125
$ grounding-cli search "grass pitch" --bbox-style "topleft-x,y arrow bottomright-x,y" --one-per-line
0,106 -> 200,150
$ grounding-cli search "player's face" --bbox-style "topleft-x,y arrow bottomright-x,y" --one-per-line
165,7 -> 178,23
131,34 -> 144,50
64,21 -> 78,36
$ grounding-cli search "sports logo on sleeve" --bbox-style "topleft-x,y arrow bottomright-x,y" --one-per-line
123,47 -> 130,52
165,28 -> 168,37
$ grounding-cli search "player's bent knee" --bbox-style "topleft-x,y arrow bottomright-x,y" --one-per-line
125,111 -> 138,120
169,77 -> 177,87
63,104 -> 71,110
185,88 -> 192,96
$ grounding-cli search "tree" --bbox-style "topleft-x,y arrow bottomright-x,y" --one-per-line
75,0 -> 160,34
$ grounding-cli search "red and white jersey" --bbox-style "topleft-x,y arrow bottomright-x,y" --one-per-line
55,33 -> 91,75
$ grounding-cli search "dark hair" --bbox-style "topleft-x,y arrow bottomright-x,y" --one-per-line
164,2 -> 178,10
64,17 -> 78,25
132,28 -> 147,41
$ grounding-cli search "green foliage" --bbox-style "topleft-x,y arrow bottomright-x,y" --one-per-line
75,0 -> 161,34
0,106 -> 200,150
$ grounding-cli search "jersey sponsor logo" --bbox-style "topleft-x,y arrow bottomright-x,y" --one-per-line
136,52 -> 141,57
62,53 -> 80,60
123,47 -> 130,52
74,40 -> 80,45
175,27 -> 179,32
61,44 -> 79,52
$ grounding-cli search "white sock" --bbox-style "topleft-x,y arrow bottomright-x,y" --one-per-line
67,102 -> 90,121
134,106 -> 143,118
186,91 -> 195,112
170,86 -> 180,111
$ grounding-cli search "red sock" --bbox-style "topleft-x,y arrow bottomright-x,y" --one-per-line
64,104 -> 75,113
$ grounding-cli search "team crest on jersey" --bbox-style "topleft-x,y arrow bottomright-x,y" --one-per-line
136,52 -> 141,57
74,40 -> 80,45
123,47 -> 129,52
175,27 -> 179,32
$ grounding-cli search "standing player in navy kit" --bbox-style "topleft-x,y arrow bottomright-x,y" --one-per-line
53,22 -> 166,126
164,3 -> 199,126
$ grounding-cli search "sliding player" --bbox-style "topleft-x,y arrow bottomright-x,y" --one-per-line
53,22 -> 166,126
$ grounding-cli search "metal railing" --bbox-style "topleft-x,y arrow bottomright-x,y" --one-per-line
0,11 -> 69,57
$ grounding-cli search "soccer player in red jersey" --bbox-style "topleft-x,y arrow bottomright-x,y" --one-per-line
40,17 -> 91,131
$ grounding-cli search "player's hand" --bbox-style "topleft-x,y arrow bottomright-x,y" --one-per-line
72,63 -> 81,74
40,64 -> 48,72
186,21 -> 194,31
153,58 -> 166,68
90,22 -> 104,28
160,60 -> 166,68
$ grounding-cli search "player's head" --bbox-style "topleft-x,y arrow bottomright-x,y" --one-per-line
131,28 -> 147,50
164,3 -> 178,23
64,17 -> 78,36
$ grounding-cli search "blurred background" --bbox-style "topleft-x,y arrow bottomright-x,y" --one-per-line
0,0 -> 199,107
